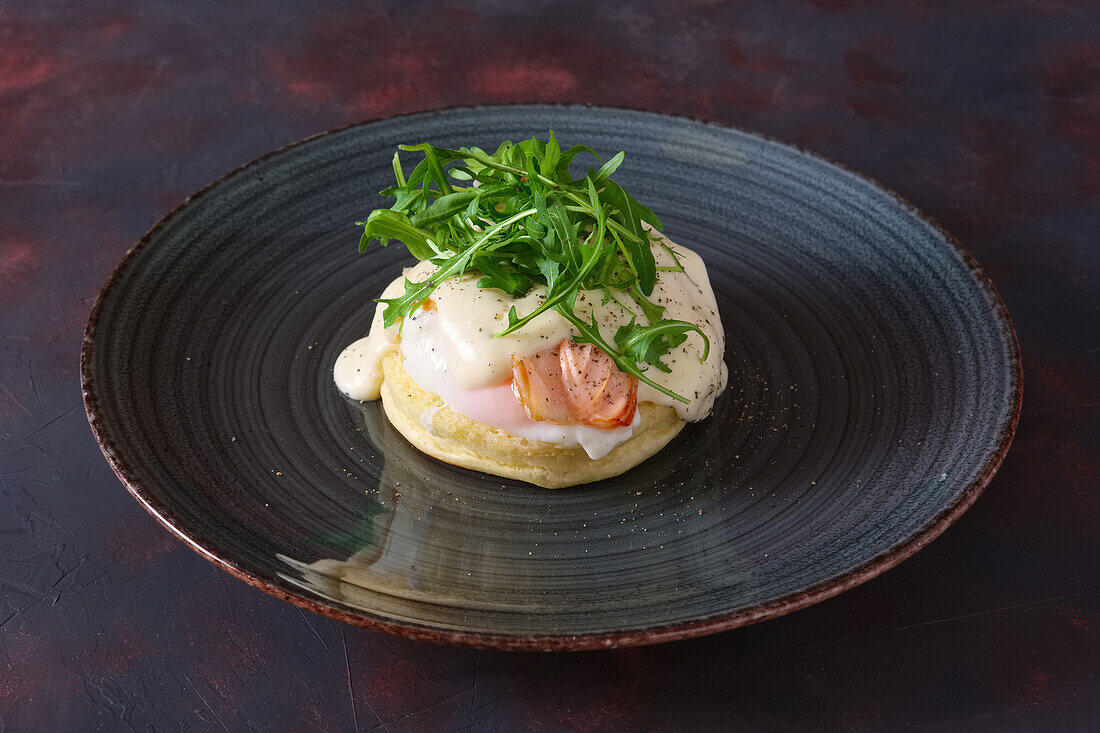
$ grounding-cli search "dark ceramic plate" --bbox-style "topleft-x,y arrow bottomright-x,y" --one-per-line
82,106 -> 1020,650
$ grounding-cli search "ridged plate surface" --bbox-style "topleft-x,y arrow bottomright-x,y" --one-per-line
82,106 -> 1020,650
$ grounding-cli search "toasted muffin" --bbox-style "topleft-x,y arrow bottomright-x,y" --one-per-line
378,351 -> 684,489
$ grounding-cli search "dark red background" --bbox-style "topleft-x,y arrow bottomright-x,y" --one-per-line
2,1 -> 1098,730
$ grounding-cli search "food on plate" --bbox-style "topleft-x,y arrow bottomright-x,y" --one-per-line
334,133 -> 726,487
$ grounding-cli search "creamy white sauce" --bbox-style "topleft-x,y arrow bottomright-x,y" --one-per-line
333,229 -> 727,451
400,308 -> 639,459
332,274 -> 408,401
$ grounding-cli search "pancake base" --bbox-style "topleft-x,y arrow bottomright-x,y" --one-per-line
378,352 -> 685,489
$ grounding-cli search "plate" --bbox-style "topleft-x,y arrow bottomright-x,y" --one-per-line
82,105 -> 1021,650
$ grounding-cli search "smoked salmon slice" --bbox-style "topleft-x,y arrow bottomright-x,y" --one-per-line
511,340 -> 637,428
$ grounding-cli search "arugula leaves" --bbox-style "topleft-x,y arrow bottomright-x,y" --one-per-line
356,132 -> 710,404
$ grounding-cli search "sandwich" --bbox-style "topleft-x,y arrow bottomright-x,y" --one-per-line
334,134 -> 726,488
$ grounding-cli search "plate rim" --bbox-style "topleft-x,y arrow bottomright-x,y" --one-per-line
80,103 -> 1023,651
